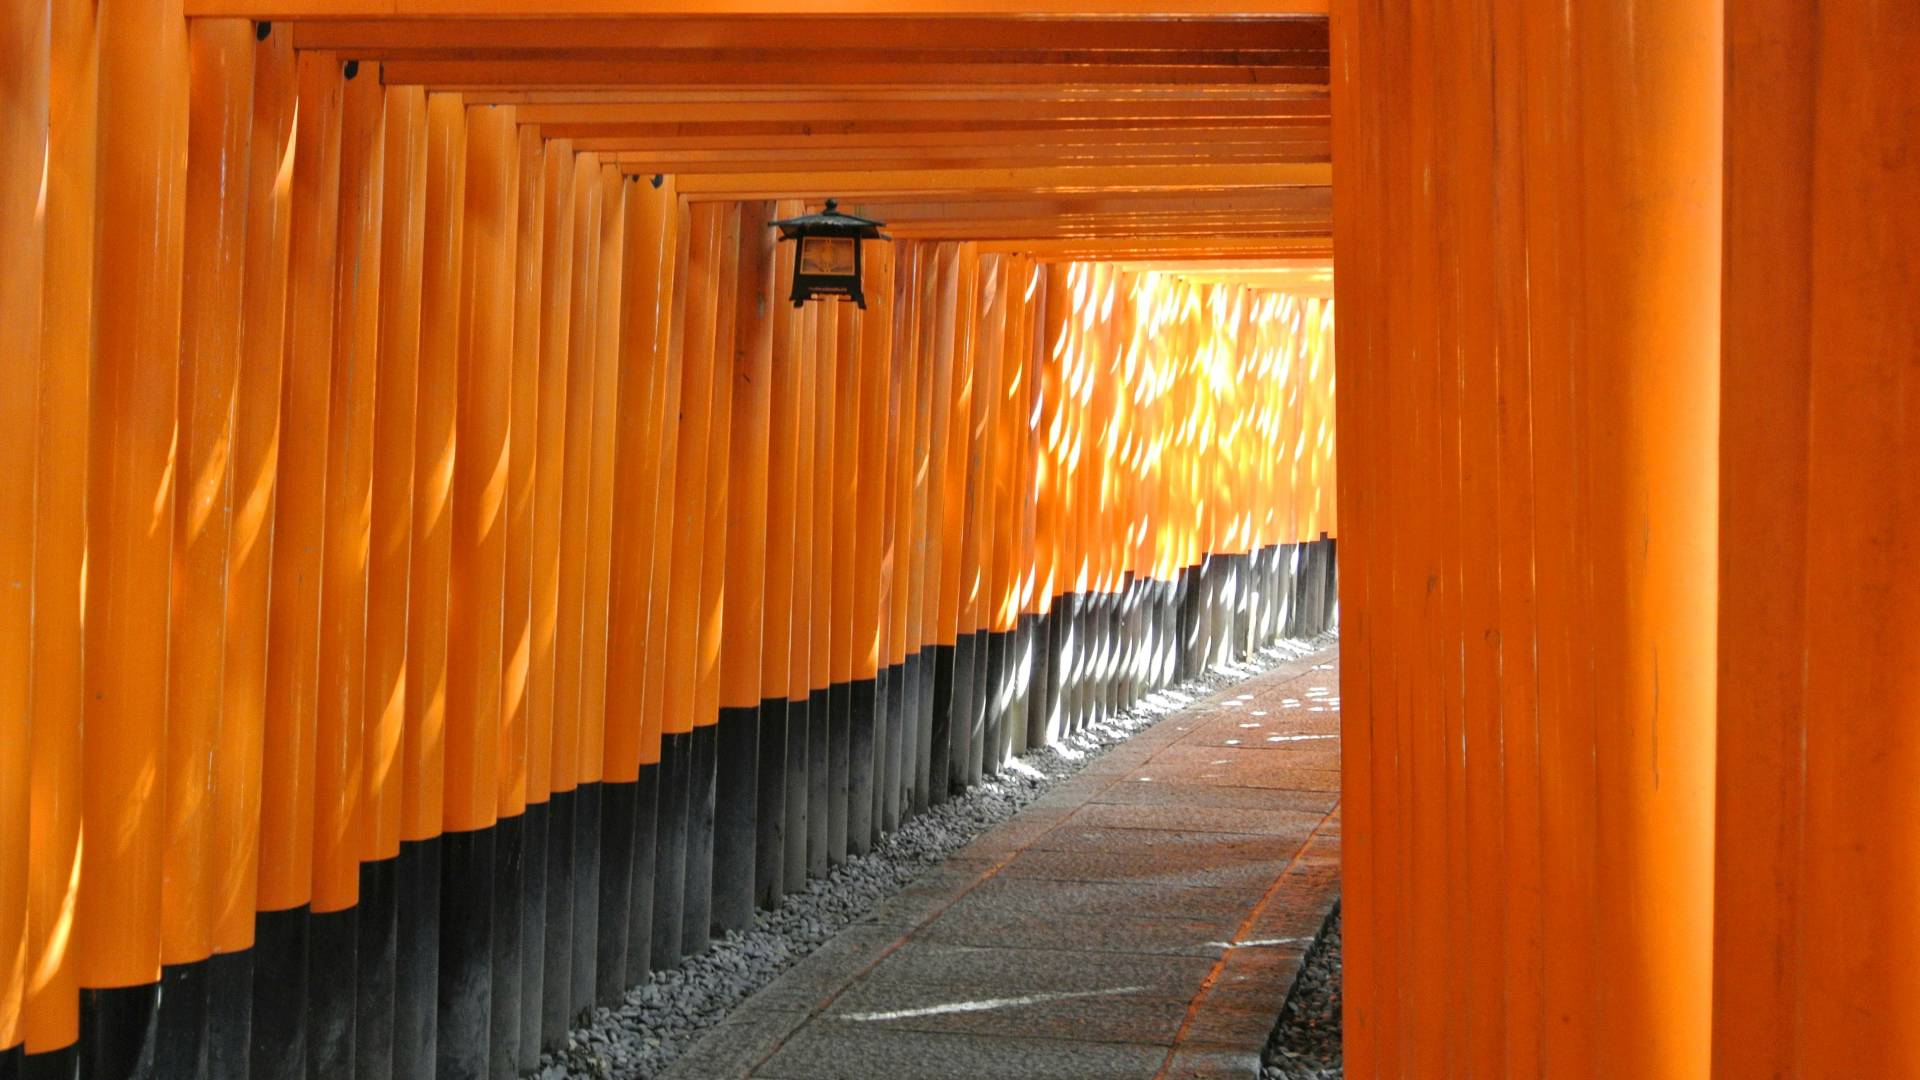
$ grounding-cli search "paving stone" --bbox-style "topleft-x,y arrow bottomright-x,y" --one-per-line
951,874 -> 1263,923
1028,823 -> 1309,862
1163,1045 -> 1264,1079
1070,800 -> 1328,837
995,845 -> 1296,891
1091,780 -> 1338,815
658,1008 -> 812,1080
856,942 -> 1220,1000
822,980 -> 1193,1045
915,906 -> 1234,958
754,1026 -> 1170,1080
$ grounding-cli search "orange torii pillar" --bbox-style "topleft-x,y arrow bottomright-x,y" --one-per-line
1714,7 -> 1918,1076
906,244 -> 952,817
649,199 -> 723,967
252,47 -> 341,1080
494,122 -> 544,1072
636,196 -> 694,976
604,175 -> 686,995
0,1 -> 46,1075
575,162 -> 630,1006
846,242 -> 897,858
528,136 -> 576,1049
1333,0 -> 1719,1075
755,200 -> 803,908
930,244 -> 972,800
825,280 -> 866,868
549,149 -> 603,1023
685,204 -> 742,951
967,255 -> 1013,776
804,302 -> 841,878
872,243 -> 917,843
713,199 -> 776,933
21,0 -> 105,1071
783,302 -> 821,891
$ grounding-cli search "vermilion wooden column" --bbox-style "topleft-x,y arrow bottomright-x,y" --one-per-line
395,89 -> 464,1079
713,199 -> 776,933
78,1 -> 188,1072
1333,1 -> 1721,1075
807,303 -> 839,876
308,58 -> 385,1080
784,301 -> 820,894
755,201 -> 802,908
548,150 -> 601,1020
686,202 -> 742,938
598,172 -> 675,999
528,136 -> 574,1048
0,2 -> 48,1066
25,1 -> 101,1066
651,200 -> 721,963
362,80 -> 427,1080
827,288 -> 864,866
846,242 -> 896,857
633,191 -> 691,983
1715,6 -> 1919,1076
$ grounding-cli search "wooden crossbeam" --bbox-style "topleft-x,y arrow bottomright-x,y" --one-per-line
668,163 -> 1330,199
192,1 -> 1330,16
291,16 -> 1328,54
383,59 -> 1329,88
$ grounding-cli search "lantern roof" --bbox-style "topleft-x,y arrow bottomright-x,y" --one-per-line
771,199 -> 889,241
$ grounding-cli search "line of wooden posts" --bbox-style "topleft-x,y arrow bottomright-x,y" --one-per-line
0,23 -> 1339,1080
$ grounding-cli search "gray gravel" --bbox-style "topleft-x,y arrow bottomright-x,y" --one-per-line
542,635 -> 1334,1080
1262,902 -> 1342,1080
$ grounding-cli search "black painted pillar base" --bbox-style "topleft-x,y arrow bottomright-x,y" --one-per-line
81,983 -> 161,1080
395,838 -> 442,1073
808,686 -> 831,879
781,698 -> 809,896
154,957 -> 208,1080
982,628 -> 1008,775
539,790 -> 574,1046
966,629 -> 989,782
826,682 -> 851,866
932,640 -> 960,798
649,735 -> 690,972
682,727 -> 717,958
518,801 -> 548,1072
248,906 -> 308,1080
625,765 -> 659,987
595,781 -> 637,1005
206,948 -> 252,1080
884,656 -> 909,833
1038,608 -> 1062,747
570,783 -> 603,1010
712,706 -> 759,935
307,903 -> 356,1080
490,815 -> 524,1078
917,641 -> 940,810
437,827 -> 494,1080
358,856 -> 398,1080
753,699 -> 786,911
846,677 -> 877,857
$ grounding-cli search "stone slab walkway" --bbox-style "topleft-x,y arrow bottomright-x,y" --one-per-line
662,647 -> 1342,1080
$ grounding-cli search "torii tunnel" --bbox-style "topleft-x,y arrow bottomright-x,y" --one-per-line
0,2 -> 1915,1079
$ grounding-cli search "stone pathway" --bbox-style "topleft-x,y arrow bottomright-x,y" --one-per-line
662,648 -> 1342,1080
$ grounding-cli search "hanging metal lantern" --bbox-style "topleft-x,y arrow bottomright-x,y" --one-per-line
770,199 -> 889,309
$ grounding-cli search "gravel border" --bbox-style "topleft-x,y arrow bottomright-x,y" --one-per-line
1261,901 -> 1343,1080
541,634 -> 1335,1080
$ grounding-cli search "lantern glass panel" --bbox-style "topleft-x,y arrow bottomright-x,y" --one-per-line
800,236 -> 857,277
